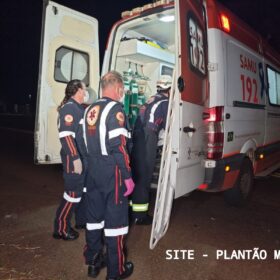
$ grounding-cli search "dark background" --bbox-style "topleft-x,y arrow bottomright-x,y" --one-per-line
0,0 -> 280,115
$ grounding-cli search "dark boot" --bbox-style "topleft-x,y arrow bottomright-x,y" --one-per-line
134,214 -> 153,225
88,252 -> 106,278
106,261 -> 134,280
53,228 -> 79,241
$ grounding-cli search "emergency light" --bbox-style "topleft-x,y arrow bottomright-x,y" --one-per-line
220,14 -> 231,33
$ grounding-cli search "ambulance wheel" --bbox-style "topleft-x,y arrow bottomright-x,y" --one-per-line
223,157 -> 254,206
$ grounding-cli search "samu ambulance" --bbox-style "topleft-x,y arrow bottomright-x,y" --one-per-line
35,0 -> 280,248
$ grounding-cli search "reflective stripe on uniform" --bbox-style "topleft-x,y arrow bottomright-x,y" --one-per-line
148,100 -> 168,123
87,221 -> 105,230
100,101 -> 117,155
63,192 -> 81,203
59,131 -> 76,138
104,226 -> 129,237
132,203 -> 149,212
109,128 -> 129,139
83,187 -> 87,192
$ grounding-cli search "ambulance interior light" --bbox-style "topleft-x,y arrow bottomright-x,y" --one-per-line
157,14 -> 175,22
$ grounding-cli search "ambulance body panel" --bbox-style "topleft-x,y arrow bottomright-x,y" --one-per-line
211,32 -> 266,159
207,29 -> 225,108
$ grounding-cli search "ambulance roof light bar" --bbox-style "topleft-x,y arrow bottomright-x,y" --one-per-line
220,13 -> 231,33
121,0 -> 174,19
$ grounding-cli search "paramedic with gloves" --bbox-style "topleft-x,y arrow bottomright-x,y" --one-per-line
53,79 -> 89,241
83,71 -> 134,279
131,75 -> 172,225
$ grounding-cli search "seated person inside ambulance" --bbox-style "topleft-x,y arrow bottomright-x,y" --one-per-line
130,75 -> 172,225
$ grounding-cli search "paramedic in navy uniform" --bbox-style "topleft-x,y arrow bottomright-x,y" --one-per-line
83,71 -> 135,279
130,75 -> 172,225
53,79 -> 88,241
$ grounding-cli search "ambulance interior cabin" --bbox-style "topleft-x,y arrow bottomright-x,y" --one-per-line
110,8 -> 175,127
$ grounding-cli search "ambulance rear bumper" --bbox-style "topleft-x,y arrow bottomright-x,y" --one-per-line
201,154 -> 245,192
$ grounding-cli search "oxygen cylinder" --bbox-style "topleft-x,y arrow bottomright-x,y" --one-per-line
130,78 -> 139,126
123,72 -> 131,116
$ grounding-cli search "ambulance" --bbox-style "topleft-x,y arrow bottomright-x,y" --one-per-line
35,0 -> 280,248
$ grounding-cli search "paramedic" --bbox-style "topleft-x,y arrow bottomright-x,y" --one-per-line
83,71 -> 134,279
130,75 -> 172,225
53,79 -> 88,241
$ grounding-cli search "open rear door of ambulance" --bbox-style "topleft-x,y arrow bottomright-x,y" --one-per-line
35,0 -> 99,164
150,0 -> 207,249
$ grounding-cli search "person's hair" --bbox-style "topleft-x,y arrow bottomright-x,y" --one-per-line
100,71 -> 123,90
57,79 -> 83,111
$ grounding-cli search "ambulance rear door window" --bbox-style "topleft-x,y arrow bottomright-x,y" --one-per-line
54,46 -> 89,86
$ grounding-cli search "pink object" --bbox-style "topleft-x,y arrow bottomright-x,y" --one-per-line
124,178 -> 135,197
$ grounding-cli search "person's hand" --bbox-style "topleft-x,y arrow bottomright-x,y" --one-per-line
73,159 -> 82,174
124,178 -> 135,197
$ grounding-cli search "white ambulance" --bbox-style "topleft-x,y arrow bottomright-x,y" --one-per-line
35,0 -> 280,248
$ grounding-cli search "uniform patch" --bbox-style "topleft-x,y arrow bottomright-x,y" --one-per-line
64,114 -> 73,126
116,112 -> 125,126
87,105 -> 100,126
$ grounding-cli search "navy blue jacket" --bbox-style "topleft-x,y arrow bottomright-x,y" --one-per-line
58,98 -> 87,174
134,92 -> 168,136
84,97 -> 131,180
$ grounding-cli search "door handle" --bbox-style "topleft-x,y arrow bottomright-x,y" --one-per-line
183,126 -> 196,133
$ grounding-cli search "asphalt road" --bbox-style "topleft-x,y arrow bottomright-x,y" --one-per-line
0,128 -> 280,280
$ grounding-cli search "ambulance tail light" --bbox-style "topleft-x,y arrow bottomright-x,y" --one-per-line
220,14 -> 231,33
204,106 -> 224,160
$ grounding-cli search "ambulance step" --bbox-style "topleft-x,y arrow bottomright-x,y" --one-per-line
270,168 -> 280,178
256,162 -> 280,177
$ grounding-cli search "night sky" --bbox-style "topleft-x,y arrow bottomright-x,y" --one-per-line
0,0 -> 280,112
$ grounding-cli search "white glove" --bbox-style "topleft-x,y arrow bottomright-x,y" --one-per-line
73,159 -> 82,175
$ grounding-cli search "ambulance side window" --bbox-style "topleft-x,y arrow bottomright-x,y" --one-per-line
267,66 -> 280,106
54,46 -> 89,86
187,13 -> 206,76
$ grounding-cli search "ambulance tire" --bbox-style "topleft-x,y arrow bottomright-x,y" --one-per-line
223,157 -> 254,206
